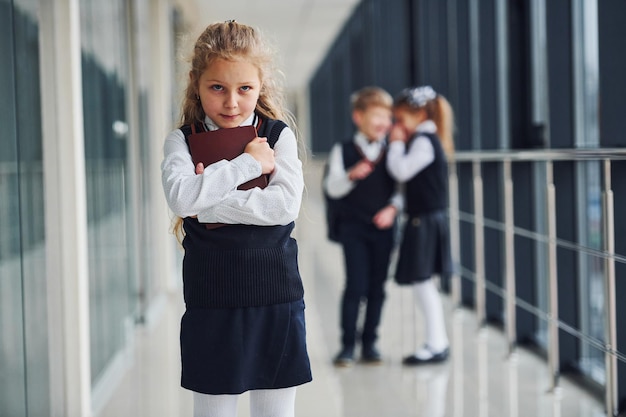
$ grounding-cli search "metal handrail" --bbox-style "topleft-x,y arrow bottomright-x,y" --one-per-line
454,210 -> 626,265
452,147 -> 626,162
448,148 -> 623,416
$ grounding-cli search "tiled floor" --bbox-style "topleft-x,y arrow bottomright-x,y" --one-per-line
99,158 -> 606,417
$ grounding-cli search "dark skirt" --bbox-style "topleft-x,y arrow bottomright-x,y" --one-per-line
180,299 -> 312,395
394,209 -> 453,285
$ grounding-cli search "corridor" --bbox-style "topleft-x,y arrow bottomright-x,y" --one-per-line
99,158 -> 605,417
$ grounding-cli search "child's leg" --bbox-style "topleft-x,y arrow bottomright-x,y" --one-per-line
361,232 -> 394,351
340,237 -> 370,349
413,278 -> 448,354
249,387 -> 297,417
192,392 -> 238,417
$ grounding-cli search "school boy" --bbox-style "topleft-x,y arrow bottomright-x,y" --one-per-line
324,86 -> 401,367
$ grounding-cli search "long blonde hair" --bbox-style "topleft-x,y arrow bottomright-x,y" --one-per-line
394,86 -> 455,157
173,21 -> 294,242
182,20 -> 290,124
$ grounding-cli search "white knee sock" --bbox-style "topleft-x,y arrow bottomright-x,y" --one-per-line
193,392 -> 238,417
413,279 -> 449,354
250,387 -> 297,417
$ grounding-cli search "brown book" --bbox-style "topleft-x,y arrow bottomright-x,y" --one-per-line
187,124 -> 266,229
187,124 -> 267,190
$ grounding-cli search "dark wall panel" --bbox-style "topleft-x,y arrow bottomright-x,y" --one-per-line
546,0 -> 573,149
599,0 -> 626,147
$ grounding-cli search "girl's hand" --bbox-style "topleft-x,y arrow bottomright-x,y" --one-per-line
389,124 -> 408,143
372,205 -> 397,229
348,160 -> 374,181
245,137 -> 275,174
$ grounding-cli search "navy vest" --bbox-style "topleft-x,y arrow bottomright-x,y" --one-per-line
180,117 -> 304,308
404,132 -> 448,216
334,140 -> 395,223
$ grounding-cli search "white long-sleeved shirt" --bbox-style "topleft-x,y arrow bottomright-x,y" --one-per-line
386,120 -> 437,182
323,131 -> 402,209
161,113 -> 303,226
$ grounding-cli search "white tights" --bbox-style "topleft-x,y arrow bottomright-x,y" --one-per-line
193,387 -> 297,417
413,279 -> 449,353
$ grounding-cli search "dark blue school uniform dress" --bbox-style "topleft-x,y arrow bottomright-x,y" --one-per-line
179,118 -> 312,395
394,132 -> 453,284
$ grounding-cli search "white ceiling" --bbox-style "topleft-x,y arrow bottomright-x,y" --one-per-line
188,0 -> 360,92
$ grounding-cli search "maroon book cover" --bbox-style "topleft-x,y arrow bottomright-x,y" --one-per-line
187,124 -> 267,190
187,124 -> 267,229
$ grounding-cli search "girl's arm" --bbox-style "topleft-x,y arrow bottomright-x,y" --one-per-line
195,126 -> 304,226
386,135 -> 435,182
160,128 -> 264,218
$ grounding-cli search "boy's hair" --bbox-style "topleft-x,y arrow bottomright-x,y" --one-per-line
350,86 -> 393,112
181,21 -> 289,126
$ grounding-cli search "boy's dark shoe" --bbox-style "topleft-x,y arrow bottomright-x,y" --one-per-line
361,345 -> 382,365
333,346 -> 355,367
402,346 -> 450,366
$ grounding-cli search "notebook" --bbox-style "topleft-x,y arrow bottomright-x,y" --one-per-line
186,124 -> 266,229
187,124 -> 268,190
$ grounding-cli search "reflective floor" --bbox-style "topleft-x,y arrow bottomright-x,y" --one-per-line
99,159 -> 606,417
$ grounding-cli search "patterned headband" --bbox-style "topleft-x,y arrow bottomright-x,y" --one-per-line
398,86 -> 437,108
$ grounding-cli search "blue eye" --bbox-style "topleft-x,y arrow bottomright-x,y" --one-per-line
240,86 -> 251,92
211,85 -> 224,91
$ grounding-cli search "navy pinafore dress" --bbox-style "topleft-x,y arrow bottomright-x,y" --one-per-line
178,118 -> 312,395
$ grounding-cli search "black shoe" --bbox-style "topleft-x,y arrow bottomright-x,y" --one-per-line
333,347 -> 355,367
402,346 -> 450,366
361,345 -> 382,365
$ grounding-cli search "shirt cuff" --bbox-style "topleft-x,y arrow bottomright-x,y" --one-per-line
231,152 -> 262,182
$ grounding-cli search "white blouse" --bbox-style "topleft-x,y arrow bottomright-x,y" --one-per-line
386,120 -> 437,182
324,132 -> 402,209
160,113 -> 304,226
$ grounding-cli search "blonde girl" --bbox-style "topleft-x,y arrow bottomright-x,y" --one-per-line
387,86 -> 454,365
161,21 -> 311,417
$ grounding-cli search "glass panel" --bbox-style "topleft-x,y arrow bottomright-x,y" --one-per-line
14,0 -> 49,414
0,1 -> 27,414
577,162 -> 605,384
80,0 -> 133,384
572,0 -> 604,385
572,0 -> 600,148
0,0 -> 48,414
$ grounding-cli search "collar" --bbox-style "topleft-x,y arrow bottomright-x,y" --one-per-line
354,131 -> 385,161
203,113 -> 257,131
415,119 -> 437,134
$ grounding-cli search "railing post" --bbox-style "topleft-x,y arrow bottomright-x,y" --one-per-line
503,160 -> 517,355
602,159 -> 618,417
473,161 -> 486,326
449,161 -> 461,308
546,161 -> 560,391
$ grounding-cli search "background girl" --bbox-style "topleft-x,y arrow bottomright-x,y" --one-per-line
161,21 -> 311,417
386,86 -> 455,365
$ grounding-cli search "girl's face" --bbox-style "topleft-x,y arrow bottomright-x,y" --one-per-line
197,57 -> 261,129
393,107 -> 425,133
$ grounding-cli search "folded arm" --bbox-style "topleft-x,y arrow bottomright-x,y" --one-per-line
160,127 -> 304,226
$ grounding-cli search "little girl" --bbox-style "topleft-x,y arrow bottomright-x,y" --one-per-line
386,86 -> 455,365
161,21 -> 311,417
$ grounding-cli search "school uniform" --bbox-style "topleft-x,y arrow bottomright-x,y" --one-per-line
386,120 -> 453,284
324,132 -> 400,353
161,113 -> 312,395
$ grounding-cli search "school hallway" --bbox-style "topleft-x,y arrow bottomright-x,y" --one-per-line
97,158 -> 605,417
